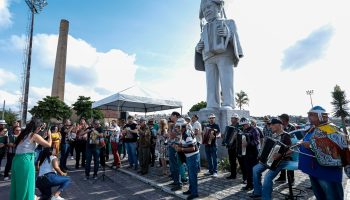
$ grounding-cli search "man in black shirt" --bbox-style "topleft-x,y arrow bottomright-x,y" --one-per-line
250,118 -> 292,199
84,120 -> 103,180
222,113 -> 241,179
203,113 -> 221,177
122,116 -> 139,170
275,114 -> 296,183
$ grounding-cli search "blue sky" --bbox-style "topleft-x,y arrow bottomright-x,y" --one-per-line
1,0 -> 350,116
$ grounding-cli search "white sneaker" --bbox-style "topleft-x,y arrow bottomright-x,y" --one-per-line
213,173 -> 218,177
4,177 -> 10,181
204,171 -> 212,176
51,195 -> 65,200
70,156 -> 74,160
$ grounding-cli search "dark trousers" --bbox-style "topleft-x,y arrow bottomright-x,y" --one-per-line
244,153 -> 258,188
105,140 -> 110,161
4,152 -> 15,177
228,148 -> 238,177
99,146 -> 106,167
69,141 -> 75,156
85,147 -> 100,177
59,143 -> 70,169
237,156 -> 247,181
139,147 -> 150,173
150,144 -> 156,166
75,140 -> 86,168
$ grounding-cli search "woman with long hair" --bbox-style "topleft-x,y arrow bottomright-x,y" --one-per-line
10,118 -> 52,200
157,119 -> 169,175
36,148 -> 71,200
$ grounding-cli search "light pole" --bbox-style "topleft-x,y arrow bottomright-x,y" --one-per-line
21,0 -> 48,125
306,90 -> 314,108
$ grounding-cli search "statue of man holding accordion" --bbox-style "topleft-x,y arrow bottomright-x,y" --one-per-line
195,0 -> 243,110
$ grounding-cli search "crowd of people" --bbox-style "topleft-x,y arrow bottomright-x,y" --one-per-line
0,105 -> 349,200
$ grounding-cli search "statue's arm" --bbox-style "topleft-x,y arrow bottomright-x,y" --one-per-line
228,20 -> 244,58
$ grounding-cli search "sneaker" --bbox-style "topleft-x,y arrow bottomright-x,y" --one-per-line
241,186 -> 253,191
186,194 -> 199,200
249,194 -> 262,199
83,176 -> 89,181
93,175 -> 98,180
51,195 -> 65,200
4,177 -> 10,181
226,175 -> 236,179
171,185 -> 182,191
212,173 -> 218,178
183,190 -> 191,195
70,156 -> 74,160
204,171 -> 212,176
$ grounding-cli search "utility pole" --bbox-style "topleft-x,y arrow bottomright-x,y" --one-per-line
306,90 -> 314,108
21,0 -> 48,125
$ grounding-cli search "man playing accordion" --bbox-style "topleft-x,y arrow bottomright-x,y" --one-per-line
250,118 -> 292,199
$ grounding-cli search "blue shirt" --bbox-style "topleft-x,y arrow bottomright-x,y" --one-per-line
298,131 -> 343,182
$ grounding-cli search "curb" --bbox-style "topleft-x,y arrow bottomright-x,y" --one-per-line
106,163 -> 188,200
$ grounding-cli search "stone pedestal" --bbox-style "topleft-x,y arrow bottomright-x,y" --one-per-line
195,108 -> 250,163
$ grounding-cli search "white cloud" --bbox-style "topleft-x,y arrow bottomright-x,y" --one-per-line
0,0 -> 12,29
7,33 -> 138,110
0,68 -> 16,86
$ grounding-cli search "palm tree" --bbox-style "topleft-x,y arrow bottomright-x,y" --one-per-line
235,90 -> 249,110
331,85 -> 349,135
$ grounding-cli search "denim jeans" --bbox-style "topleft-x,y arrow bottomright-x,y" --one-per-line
309,175 -> 344,200
204,145 -> 217,173
186,153 -> 200,196
168,145 -> 181,185
60,143 -> 70,169
125,142 -> 138,168
37,172 -> 71,199
34,147 -> 43,166
253,161 -> 289,200
85,147 -> 100,177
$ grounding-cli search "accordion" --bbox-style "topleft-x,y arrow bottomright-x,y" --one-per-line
258,137 -> 289,170
203,127 -> 217,145
237,132 -> 249,156
223,126 -> 240,148
202,19 -> 230,54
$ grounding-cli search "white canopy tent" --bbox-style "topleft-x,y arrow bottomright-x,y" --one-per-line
92,85 -> 183,114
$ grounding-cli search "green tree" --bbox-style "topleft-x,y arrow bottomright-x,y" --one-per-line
235,90 -> 249,110
72,96 -> 104,120
0,109 -> 18,126
331,85 -> 349,134
29,96 -> 72,122
189,101 -> 207,112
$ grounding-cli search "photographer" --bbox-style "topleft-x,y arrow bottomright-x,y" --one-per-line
36,148 -> 71,200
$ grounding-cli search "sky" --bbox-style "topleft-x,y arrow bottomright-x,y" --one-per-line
1,0 -> 350,117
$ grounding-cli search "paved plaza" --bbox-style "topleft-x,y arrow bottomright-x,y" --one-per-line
1,155 -> 349,199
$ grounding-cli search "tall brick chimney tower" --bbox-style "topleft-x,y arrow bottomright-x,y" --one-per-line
51,19 -> 69,101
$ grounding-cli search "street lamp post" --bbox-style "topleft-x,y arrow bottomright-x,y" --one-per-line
306,90 -> 314,108
21,0 -> 48,125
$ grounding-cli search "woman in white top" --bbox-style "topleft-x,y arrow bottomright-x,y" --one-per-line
10,118 -> 52,200
37,147 -> 71,200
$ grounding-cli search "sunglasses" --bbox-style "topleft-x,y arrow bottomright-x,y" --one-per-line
209,117 -> 215,119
